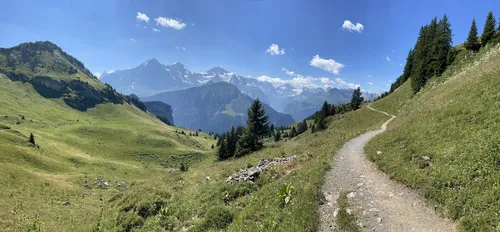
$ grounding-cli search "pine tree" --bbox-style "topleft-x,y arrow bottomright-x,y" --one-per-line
211,144 -> 214,149
350,87 -> 364,110
481,11 -> 496,46
290,127 -> 297,138
311,124 -> 315,133
321,101 -> 329,117
465,19 -> 480,51
274,130 -> 281,142
317,117 -> 327,131
217,138 -> 229,160
195,131 -> 199,136
29,133 -> 35,145
236,99 -> 269,157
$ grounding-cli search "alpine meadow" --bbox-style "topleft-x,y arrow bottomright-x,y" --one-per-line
0,1 -> 499,232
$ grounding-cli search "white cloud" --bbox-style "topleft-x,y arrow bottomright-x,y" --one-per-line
155,17 -> 186,30
129,38 -> 135,42
342,20 -> 364,33
310,55 -> 344,75
368,82 -> 373,85
335,78 -> 360,89
265,44 -> 285,55
136,12 -> 150,23
176,46 -> 186,51
152,28 -> 160,32
94,72 -> 102,79
281,68 -> 296,76
367,74 -> 372,78
386,56 -> 391,62
399,63 -> 403,66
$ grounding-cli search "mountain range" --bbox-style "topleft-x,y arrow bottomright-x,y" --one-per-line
100,59 -> 378,121
143,81 -> 295,133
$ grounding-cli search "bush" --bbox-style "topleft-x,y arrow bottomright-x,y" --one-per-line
277,183 -> 296,207
179,163 -> 188,172
192,206 -> 234,232
29,133 -> 36,145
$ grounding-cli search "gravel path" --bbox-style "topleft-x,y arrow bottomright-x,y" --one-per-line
318,105 -> 457,231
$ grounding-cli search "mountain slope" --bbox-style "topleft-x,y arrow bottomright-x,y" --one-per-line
143,82 -> 295,133
365,44 -> 500,230
144,101 -> 174,125
0,41 -> 126,111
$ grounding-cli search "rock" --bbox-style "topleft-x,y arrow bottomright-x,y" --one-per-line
117,182 -> 128,190
377,217 -> 383,224
376,151 -> 382,155
372,227 -> 377,231
369,208 -> 379,212
63,201 -> 71,206
205,176 -> 211,181
422,156 -> 431,161
347,192 -> 356,199
226,155 -> 297,184
346,208 -> 352,215
333,208 -> 339,217
83,183 -> 92,189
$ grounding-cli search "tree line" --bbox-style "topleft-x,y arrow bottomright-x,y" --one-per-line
377,11 -> 500,99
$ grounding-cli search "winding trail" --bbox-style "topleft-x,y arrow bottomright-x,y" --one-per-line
318,105 -> 456,231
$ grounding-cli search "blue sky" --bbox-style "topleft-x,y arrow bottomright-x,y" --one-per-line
0,0 -> 499,93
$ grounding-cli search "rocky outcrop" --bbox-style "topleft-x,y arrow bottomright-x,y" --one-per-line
226,155 -> 297,184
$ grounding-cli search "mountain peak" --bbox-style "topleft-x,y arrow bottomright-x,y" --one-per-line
207,66 -> 229,75
142,58 -> 162,67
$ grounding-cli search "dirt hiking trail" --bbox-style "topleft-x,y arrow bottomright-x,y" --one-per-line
318,105 -> 456,231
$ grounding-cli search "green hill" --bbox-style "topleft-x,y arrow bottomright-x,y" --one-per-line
366,44 -> 500,230
0,41 -> 390,231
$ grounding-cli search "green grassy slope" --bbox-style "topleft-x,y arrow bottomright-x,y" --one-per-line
0,73 -> 216,231
366,44 -> 500,231
0,67 -> 392,231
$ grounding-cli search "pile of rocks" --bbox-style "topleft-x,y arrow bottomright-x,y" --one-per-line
226,155 -> 297,184
94,178 -> 110,189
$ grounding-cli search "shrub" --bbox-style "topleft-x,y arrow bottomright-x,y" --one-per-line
180,163 -> 188,172
192,206 -> 234,232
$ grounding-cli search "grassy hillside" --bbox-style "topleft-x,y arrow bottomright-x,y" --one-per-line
366,44 -> 500,231
0,65 -> 393,231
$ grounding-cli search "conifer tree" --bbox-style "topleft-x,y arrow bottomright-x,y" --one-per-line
236,99 -> 269,157
317,117 -> 327,131
29,133 -> 35,145
350,87 -> 364,110
465,19 -> 480,51
481,11 -> 496,45
290,127 -> 297,138
274,130 -> 281,142
311,124 -> 315,133
321,101 -> 329,117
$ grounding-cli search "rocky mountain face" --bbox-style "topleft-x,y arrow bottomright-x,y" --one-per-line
142,82 -> 295,133
144,101 -> 174,125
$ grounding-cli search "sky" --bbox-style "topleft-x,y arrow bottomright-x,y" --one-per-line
0,0 -> 499,93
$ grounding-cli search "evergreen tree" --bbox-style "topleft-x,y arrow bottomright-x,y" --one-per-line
311,124 -> 315,133
29,133 -> 35,145
211,144 -> 214,149
465,19 -> 480,51
290,127 -> 297,138
317,116 -> 327,131
269,124 -> 275,138
274,130 -> 281,142
481,11 -> 496,45
217,137 -> 229,160
236,99 -> 269,157
432,14 -> 452,76
195,131 -> 199,136
350,87 -> 364,110
321,101 -> 329,117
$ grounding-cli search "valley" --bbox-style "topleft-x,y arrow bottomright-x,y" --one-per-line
1,3 -> 500,232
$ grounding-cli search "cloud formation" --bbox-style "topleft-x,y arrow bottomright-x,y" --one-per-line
386,56 -> 391,62
136,12 -> 150,23
342,20 -> 364,33
176,46 -> 186,51
129,38 -> 135,42
94,72 -> 102,79
152,28 -> 160,32
368,82 -> 373,85
335,78 -> 360,89
310,55 -> 344,75
265,44 -> 285,55
155,17 -> 186,30
281,68 -> 296,76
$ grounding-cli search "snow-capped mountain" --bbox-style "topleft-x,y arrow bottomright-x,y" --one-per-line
101,58 -> 377,120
